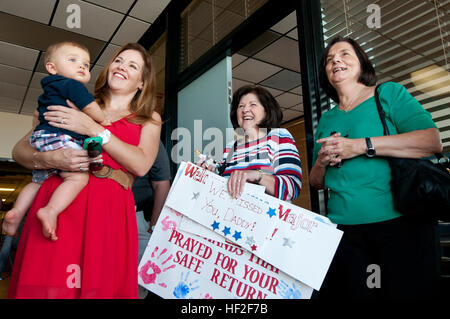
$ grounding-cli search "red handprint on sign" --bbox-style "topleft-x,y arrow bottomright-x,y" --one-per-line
161,216 -> 177,232
139,246 -> 176,288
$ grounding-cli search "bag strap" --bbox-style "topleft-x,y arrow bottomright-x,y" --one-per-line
225,141 -> 237,163
374,83 -> 390,136
217,140 -> 237,175
375,83 -> 448,163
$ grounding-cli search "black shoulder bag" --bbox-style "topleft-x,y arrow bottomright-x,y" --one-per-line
374,84 -> 450,221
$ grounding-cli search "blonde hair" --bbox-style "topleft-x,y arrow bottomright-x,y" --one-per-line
44,41 -> 90,64
94,43 -> 159,125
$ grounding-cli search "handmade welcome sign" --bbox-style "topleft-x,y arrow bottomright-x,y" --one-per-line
162,162 -> 343,291
138,206 -> 313,299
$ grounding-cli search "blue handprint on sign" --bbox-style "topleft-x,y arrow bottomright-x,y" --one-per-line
278,280 -> 302,299
173,271 -> 200,299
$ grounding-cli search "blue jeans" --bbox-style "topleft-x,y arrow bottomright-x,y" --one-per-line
0,235 -> 14,276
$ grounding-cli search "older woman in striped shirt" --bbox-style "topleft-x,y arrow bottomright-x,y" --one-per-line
200,85 -> 302,201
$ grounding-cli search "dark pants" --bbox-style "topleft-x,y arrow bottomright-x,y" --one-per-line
317,216 -> 441,299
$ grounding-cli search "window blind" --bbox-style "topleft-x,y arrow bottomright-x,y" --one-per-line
320,0 -> 449,153
180,0 -> 269,72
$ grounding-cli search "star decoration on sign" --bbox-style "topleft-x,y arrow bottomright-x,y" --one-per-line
211,220 -> 220,231
251,244 -> 258,252
191,192 -> 200,200
232,231 -> 242,241
266,207 -> 276,218
246,236 -> 255,246
222,226 -> 231,236
282,237 -> 295,248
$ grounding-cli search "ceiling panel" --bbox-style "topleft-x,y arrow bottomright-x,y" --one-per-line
289,85 -> 302,95
270,11 -> 297,34
231,79 -> 285,99
0,99 -> 22,113
237,30 -> 280,57
35,54 -> 47,74
0,41 -> 39,70
20,103 -> 36,115
95,43 -> 120,66
232,78 -> 254,91
260,86 -> 284,98
289,103 -> 304,113
22,87 -> 43,113
0,96 -> 21,109
232,58 -> 282,83
275,92 -> 302,109
85,82 -> 95,94
130,0 -> 170,23
85,0 -> 135,13
286,28 -> 298,40
260,69 -> 301,91
254,36 -> 300,72
0,82 -> 27,100
230,11 -> 304,125
0,0 -> 56,24
293,95 -> 303,105
232,53 -> 247,68
51,0 -> 124,41
0,12 -> 106,57
29,72 -> 48,90
88,65 -> 104,86
111,16 -> 150,46
0,64 -> 32,86
186,1 -> 213,38
0,81 -> 27,113
282,108 -> 303,122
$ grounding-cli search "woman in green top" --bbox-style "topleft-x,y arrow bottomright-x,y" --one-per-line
310,36 -> 442,299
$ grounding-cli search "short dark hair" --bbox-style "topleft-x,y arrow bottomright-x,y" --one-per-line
319,36 -> 377,103
230,85 -> 283,129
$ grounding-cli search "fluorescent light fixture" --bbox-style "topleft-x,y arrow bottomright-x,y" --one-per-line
0,188 -> 15,192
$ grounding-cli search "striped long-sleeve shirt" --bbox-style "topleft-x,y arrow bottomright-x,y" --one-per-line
219,128 -> 302,201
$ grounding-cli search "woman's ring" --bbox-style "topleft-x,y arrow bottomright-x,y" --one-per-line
61,118 -> 65,124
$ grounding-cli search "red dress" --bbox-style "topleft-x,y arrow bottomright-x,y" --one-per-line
8,118 -> 141,299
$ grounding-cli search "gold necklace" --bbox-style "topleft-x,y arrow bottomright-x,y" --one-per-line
339,86 -> 368,112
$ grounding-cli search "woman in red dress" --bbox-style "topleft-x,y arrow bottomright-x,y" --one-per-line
8,43 -> 161,298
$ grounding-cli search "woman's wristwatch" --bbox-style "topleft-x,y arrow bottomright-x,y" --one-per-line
97,129 -> 111,145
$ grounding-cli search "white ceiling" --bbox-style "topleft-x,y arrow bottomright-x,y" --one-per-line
232,11 -> 304,122
0,1 -> 303,123
0,0 -> 170,115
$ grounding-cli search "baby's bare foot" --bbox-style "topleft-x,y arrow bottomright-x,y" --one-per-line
2,208 -> 23,237
37,206 -> 59,241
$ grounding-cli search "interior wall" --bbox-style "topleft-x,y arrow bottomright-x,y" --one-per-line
282,118 -> 311,210
0,111 -> 32,159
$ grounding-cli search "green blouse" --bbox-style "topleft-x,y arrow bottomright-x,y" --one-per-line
313,82 -> 438,225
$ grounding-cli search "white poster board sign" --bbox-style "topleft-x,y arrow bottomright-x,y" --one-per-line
138,206 -> 313,299
162,162 -> 343,290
